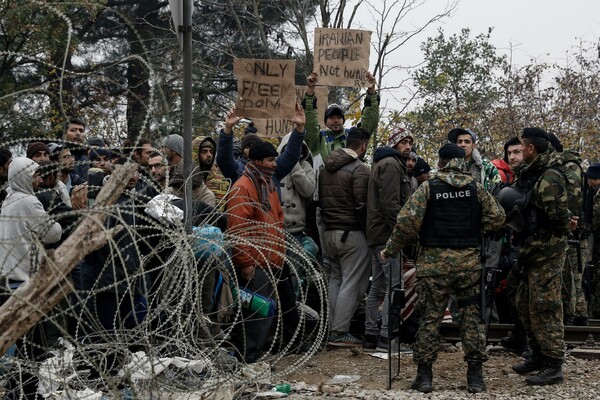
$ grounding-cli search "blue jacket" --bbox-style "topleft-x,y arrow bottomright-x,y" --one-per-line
216,128 -> 305,198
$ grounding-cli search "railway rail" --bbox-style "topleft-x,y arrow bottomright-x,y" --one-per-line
440,319 -> 600,346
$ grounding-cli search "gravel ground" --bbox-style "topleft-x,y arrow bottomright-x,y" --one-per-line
272,344 -> 600,399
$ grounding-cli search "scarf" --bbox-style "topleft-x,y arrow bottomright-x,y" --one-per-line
242,161 -> 276,211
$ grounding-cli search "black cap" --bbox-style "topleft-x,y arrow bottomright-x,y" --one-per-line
324,104 -> 345,123
413,157 -> 431,176
547,132 -> 563,152
521,127 -> 549,141
438,143 -> 466,159
588,163 -> 600,179
249,141 -> 278,161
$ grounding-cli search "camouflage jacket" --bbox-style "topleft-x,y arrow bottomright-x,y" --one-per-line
382,159 -> 505,276
302,92 -> 379,167
592,186 -> 600,232
549,149 -> 583,217
514,146 -> 570,250
465,148 -> 501,191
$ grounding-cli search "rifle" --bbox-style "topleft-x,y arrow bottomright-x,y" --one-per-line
480,236 -> 500,326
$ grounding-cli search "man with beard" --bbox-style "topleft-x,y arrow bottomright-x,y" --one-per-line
364,127 -> 414,351
193,135 -> 230,206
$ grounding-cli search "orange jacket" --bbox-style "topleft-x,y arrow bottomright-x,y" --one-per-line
226,174 -> 285,270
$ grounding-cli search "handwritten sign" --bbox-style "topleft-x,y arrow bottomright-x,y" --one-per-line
233,58 -> 296,119
253,86 -> 329,137
313,28 -> 371,88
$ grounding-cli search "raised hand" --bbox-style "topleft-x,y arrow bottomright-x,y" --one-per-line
289,103 -> 306,132
366,71 -> 377,94
224,107 -> 242,133
306,71 -> 318,95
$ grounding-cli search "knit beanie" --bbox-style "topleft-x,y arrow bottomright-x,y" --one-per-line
249,141 -> 278,161
387,127 -> 413,147
89,148 -> 112,161
241,134 -> 262,151
324,104 -> 345,123
413,157 -> 431,176
162,134 -> 184,156
587,163 -> 600,179
26,142 -> 50,159
439,143 -> 466,159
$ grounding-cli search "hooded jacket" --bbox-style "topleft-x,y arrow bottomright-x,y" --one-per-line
366,146 -> 412,247
0,158 -> 62,282
193,135 -> 230,205
319,148 -> 370,231
277,134 -> 315,234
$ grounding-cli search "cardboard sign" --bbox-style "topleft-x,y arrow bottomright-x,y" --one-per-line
233,58 -> 296,119
252,86 -> 329,137
313,28 -> 372,88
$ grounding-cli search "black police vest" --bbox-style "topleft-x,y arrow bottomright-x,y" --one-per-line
419,179 -> 482,248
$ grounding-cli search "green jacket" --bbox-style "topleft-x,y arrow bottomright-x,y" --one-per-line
302,92 -> 380,166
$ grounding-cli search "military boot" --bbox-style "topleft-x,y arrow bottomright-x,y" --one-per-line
512,353 -> 544,374
410,363 -> 433,393
466,362 -> 486,393
525,358 -> 564,386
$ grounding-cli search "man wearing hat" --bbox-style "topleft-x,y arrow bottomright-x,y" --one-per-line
216,104 -> 306,197
162,134 -> 184,167
192,135 -> 229,206
588,163 -> 600,318
226,140 -> 286,363
381,143 -> 505,394
508,127 -> 571,386
412,157 -> 432,186
26,142 -> 50,163
302,70 -> 379,166
364,127 -> 414,351
447,128 -> 501,191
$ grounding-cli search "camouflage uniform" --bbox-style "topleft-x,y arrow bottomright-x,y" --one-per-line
383,159 -> 505,364
590,185 -> 600,317
554,150 -> 588,321
465,149 -> 502,191
514,147 -> 570,361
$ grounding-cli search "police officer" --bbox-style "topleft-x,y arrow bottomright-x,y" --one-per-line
381,143 -> 505,393
509,127 -> 571,385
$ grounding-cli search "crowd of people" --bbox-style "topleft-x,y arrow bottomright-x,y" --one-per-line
1,69 -> 600,397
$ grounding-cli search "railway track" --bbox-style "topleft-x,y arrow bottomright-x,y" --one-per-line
440,319 -> 600,346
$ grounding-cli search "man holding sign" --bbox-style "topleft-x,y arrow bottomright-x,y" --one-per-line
302,70 -> 379,165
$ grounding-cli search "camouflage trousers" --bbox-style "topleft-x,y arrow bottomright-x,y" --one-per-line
413,269 -> 487,364
561,239 -> 588,319
516,239 -> 566,360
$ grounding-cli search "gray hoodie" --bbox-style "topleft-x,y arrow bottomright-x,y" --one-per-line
0,157 -> 62,282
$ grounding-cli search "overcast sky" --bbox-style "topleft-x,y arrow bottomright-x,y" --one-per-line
362,0 -> 600,112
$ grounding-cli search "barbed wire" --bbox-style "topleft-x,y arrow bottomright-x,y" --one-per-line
0,143 -> 328,398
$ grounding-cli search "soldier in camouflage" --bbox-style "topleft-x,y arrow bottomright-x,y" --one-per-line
547,134 -> 589,326
587,163 -> 600,317
510,128 -> 571,386
381,143 -> 505,394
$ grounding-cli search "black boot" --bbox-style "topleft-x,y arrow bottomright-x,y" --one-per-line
525,357 -> 564,386
411,363 -> 433,393
466,362 -> 486,393
512,353 -> 544,374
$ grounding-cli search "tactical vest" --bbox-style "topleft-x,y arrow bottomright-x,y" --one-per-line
420,179 -> 481,248
515,168 -> 560,237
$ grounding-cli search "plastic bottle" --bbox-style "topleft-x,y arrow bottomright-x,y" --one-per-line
272,383 -> 291,393
232,287 -> 276,318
